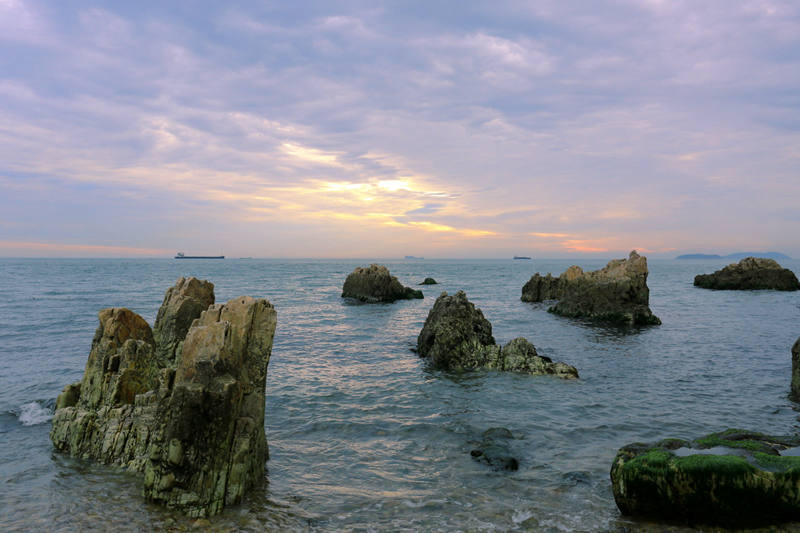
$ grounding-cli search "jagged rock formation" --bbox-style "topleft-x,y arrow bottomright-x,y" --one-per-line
341,264 -> 423,302
520,251 -> 660,326
419,277 -> 438,285
417,291 -> 577,378
50,278 -> 277,517
153,277 -> 215,366
520,273 -> 563,302
791,337 -> 800,401
611,429 -> 800,527
694,257 -> 800,290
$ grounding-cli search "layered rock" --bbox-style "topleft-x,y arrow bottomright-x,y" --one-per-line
521,251 -> 660,326
417,291 -> 577,378
611,429 -> 800,527
153,277 -> 215,366
144,296 -> 276,516
791,337 -> 800,401
50,278 -> 277,517
694,257 -> 800,291
341,264 -> 423,302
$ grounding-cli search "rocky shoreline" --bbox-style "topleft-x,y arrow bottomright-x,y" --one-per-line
47,259 -> 800,526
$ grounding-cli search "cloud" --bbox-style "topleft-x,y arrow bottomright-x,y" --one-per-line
0,1 -> 798,257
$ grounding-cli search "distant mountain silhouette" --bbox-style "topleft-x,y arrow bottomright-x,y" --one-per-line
676,252 -> 791,260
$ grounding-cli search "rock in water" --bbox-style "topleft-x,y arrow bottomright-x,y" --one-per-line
520,273 -> 563,302
153,277 -> 215,366
50,278 -> 277,517
470,427 -> 519,471
791,337 -> 800,401
341,264 -> 423,302
694,257 -> 800,291
417,291 -> 578,377
610,429 -> 800,527
144,296 -> 276,516
520,251 -> 660,326
419,277 -> 438,285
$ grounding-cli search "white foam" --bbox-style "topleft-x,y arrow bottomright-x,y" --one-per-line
512,509 -> 535,524
18,402 -> 53,426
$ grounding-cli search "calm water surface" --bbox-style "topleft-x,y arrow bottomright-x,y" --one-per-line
1,258 -> 799,532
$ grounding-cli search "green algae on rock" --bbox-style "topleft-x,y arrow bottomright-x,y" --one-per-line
694,257 -> 800,291
610,428 -> 800,527
341,264 -> 423,302
419,277 -> 438,285
417,290 -> 578,378
521,250 -> 660,326
792,337 -> 800,401
50,278 -> 276,518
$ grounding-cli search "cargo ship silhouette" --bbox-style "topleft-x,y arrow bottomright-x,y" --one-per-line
174,252 -> 225,259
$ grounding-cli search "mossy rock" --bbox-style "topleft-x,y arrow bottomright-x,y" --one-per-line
611,428 -> 800,527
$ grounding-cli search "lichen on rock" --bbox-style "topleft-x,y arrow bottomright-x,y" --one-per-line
610,428 -> 800,527
417,291 -> 578,378
342,264 -> 423,302
791,337 -> 800,401
521,251 -> 660,326
50,278 -> 276,517
694,257 -> 800,291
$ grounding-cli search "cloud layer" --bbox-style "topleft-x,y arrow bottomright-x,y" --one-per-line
1,0 -> 798,257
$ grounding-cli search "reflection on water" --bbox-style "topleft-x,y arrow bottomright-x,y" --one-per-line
1,258 -> 799,531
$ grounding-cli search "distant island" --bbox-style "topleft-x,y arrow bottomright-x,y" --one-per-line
513,256 -> 532,260
404,256 -> 424,259
676,252 -> 791,260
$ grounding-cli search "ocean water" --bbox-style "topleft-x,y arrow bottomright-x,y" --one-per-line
1,257 -> 799,532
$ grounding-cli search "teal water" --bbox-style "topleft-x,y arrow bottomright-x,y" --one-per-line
1,258 -> 799,532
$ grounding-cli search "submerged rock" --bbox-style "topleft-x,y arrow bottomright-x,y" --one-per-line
694,257 -> 800,291
50,278 -> 277,517
417,291 -> 577,377
521,251 -> 660,326
419,277 -> 438,285
341,264 -> 423,303
791,337 -> 800,401
470,427 -> 519,471
610,428 -> 800,527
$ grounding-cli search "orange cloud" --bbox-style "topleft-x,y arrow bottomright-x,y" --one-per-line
0,241 -> 171,256
560,240 -> 609,253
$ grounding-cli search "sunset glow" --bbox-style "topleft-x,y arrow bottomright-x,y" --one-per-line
0,1 -> 797,258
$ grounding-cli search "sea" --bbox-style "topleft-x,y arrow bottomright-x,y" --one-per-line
1,257 -> 799,532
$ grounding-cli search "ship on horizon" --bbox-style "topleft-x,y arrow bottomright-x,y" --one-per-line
174,252 -> 225,259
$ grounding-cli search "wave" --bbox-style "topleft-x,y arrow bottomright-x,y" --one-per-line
18,401 -> 53,426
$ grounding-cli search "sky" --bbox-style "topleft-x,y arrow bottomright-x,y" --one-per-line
1,0 -> 799,258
